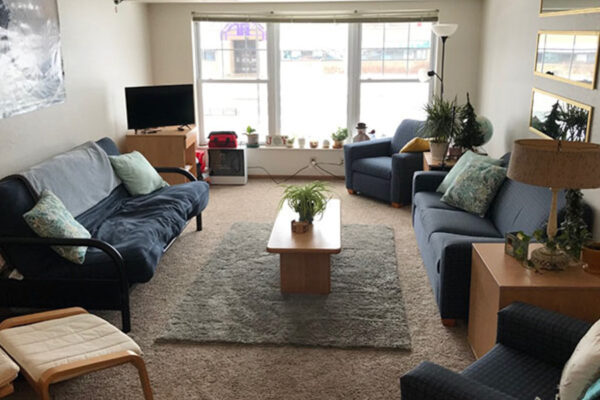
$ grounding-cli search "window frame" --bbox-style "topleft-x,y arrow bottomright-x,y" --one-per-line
194,21 -> 434,143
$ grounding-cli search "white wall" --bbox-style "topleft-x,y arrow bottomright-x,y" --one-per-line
147,0 -> 483,176
0,0 -> 153,176
478,0 -> 600,236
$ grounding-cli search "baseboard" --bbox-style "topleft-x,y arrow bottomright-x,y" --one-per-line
248,175 -> 343,180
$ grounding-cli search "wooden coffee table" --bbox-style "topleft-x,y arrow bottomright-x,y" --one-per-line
267,199 -> 341,294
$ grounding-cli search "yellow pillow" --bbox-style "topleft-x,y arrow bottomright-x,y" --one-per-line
400,137 -> 430,153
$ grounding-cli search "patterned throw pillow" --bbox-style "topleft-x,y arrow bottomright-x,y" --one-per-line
436,150 -> 503,193
441,162 -> 507,217
23,190 -> 91,264
109,151 -> 168,196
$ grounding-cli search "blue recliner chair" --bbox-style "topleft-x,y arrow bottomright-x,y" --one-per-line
344,119 -> 424,207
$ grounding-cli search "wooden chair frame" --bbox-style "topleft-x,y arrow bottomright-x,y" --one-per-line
0,308 -> 153,400
0,383 -> 14,398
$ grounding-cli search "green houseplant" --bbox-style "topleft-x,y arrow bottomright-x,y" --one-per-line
279,181 -> 331,233
331,127 -> 349,149
453,93 -> 485,152
419,96 -> 462,161
557,189 -> 592,260
245,125 -> 259,148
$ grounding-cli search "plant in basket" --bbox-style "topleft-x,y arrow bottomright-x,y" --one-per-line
279,182 -> 331,233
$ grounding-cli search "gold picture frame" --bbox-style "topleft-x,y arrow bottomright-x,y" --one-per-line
529,88 -> 593,142
534,31 -> 600,89
540,0 -> 600,17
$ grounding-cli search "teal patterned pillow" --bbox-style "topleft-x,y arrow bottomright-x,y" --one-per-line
441,162 -> 507,217
23,190 -> 91,264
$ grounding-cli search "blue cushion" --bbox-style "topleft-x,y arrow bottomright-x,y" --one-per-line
463,344 -> 562,400
413,192 -> 457,212
418,208 -> 502,240
352,157 -> 392,180
391,119 -> 423,154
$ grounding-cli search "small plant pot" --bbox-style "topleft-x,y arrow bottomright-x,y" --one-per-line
246,134 -> 259,148
286,141 -> 295,148
298,138 -> 306,148
583,242 -> 600,274
291,220 -> 311,234
332,140 -> 344,149
430,141 -> 449,162
309,141 -> 319,149
322,139 -> 330,149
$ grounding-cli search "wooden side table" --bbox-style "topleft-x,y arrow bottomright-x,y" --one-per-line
468,243 -> 600,359
422,152 -> 457,171
126,126 -> 197,185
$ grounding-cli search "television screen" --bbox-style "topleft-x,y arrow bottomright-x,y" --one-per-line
125,84 -> 195,130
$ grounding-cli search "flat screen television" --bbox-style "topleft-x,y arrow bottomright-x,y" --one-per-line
125,84 -> 194,131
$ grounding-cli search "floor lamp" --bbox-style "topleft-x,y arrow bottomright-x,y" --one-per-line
507,139 -> 600,270
418,23 -> 458,99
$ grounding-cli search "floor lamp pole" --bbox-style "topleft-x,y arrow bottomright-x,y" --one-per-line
440,36 -> 448,99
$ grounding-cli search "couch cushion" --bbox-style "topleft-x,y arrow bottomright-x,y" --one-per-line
489,178 -> 565,236
0,348 -> 18,388
419,208 -> 502,240
352,157 -> 392,180
413,192 -> 458,212
0,313 -> 141,382
463,344 -> 562,400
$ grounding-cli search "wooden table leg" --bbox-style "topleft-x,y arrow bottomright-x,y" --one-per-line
280,253 -> 331,294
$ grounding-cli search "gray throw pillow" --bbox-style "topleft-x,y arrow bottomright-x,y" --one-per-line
441,162 -> 507,217
437,151 -> 503,193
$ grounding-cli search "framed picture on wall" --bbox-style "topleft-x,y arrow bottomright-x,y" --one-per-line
0,0 -> 66,119
529,88 -> 594,142
535,31 -> 600,89
540,0 -> 600,17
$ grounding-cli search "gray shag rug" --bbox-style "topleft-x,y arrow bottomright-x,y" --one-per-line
157,222 -> 411,350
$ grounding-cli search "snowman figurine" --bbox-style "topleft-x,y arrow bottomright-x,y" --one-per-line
353,122 -> 371,143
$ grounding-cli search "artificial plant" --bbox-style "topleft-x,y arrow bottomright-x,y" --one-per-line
557,189 -> 591,259
453,93 -> 484,151
419,96 -> 462,143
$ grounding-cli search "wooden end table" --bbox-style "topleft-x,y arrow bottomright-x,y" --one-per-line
267,199 -> 341,295
423,151 -> 457,171
468,243 -> 600,359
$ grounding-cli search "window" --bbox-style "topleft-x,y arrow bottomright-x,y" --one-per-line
194,21 -> 433,142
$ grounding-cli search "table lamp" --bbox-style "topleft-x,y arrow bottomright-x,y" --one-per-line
507,139 -> 600,270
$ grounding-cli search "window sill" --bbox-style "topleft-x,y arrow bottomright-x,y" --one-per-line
245,146 -> 343,151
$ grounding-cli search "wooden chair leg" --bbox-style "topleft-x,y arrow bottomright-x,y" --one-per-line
0,383 -> 15,398
442,318 -> 456,327
347,189 -> 356,195
130,355 -> 154,400
39,382 -> 51,400
391,202 -> 402,208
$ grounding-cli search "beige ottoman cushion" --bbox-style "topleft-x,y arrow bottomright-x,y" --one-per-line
0,313 -> 141,382
0,348 -> 18,387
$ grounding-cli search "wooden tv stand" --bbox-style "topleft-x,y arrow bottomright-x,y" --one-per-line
126,126 -> 197,185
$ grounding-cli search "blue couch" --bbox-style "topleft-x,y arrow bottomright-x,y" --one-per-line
344,119 -> 424,207
401,302 -> 592,400
0,137 -> 209,332
412,154 -> 593,323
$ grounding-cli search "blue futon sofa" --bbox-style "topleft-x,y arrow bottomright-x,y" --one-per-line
412,154 -> 593,324
0,138 -> 209,332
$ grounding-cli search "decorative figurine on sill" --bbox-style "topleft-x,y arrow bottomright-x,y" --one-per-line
353,122 -> 375,142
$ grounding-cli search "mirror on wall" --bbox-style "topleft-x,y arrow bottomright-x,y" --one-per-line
540,0 -> 600,16
529,88 -> 593,142
535,31 -> 600,89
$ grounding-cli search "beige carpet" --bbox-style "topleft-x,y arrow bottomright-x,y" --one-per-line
9,179 -> 475,400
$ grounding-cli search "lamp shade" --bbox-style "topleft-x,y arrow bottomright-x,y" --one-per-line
432,23 -> 458,38
507,139 -> 600,189
418,69 -> 432,83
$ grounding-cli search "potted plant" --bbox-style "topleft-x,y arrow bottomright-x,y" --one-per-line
583,243 -> 600,274
419,96 -> 462,162
331,127 -> 349,149
245,126 -> 259,148
453,93 -> 485,153
279,181 -> 331,233
286,137 -> 295,148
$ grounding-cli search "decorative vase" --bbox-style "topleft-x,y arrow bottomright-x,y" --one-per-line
430,141 -> 449,162
333,140 -> 344,149
246,134 -> 259,148
583,243 -> 600,274
309,141 -> 319,149
291,220 -> 310,234
298,138 -> 306,148
322,139 -> 330,149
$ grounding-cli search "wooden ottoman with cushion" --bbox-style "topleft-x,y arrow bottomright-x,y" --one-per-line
0,348 -> 19,398
0,307 -> 153,400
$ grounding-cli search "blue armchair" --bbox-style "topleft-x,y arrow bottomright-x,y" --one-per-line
400,303 -> 592,400
344,119 -> 424,207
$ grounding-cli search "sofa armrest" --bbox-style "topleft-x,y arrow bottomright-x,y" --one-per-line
400,362 -> 516,400
344,139 -> 391,188
412,171 -> 447,196
497,302 -> 591,367
391,152 -> 423,205
155,167 -> 197,182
